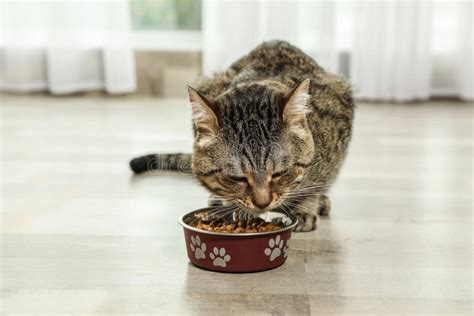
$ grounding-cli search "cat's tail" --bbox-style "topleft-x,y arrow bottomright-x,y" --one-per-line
129,153 -> 192,174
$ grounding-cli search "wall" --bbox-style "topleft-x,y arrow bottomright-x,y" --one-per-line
135,51 -> 202,97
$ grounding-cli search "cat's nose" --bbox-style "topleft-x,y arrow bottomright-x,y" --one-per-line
251,193 -> 271,210
252,198 -> 271,210
251,183 -> 272,210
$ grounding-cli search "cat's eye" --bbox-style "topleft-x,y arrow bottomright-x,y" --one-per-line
229,175 -> 247,182
272,169 -> 289,178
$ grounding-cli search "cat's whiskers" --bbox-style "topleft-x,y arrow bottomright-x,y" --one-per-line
208,206 -> 240,221
283,189 -> 323,198
188,204 -> 238,225
282,200 -> 314,215
277,204 -> 293,219
206,205 -> 238,217
292,183 -> 330,191
283,183 -> 330,198
209,195 -> 237,203
283,193 -> 322,200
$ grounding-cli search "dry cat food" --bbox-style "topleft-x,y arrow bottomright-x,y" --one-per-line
193,216 -> 282,233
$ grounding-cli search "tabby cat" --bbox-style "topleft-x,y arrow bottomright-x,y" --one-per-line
130,41 -> 354,232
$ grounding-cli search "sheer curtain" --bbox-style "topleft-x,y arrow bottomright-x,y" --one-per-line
456,1 -> 474,100
351,1 -> 433,101
202,0 -> 473,102
0,0 -> 136,94
203,1 -> 338,74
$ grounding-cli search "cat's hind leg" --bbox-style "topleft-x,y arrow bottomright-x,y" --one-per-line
317,194 -> 331,216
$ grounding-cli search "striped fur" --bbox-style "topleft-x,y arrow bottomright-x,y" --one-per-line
130,41 -> 354,231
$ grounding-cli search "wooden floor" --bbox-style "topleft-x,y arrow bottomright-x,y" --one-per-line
1,95 -> 472,315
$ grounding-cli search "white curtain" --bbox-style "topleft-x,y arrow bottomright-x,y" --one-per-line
203,0 -> 473,102
203,0 -> 338,75
456,1 -> 474,100
351,1 -> 433,102
0,0 -> 136,95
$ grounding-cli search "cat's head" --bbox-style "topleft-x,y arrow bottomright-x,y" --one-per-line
189,79 -> 314,214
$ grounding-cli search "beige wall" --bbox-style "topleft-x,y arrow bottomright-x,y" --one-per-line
135,51 -> 202,97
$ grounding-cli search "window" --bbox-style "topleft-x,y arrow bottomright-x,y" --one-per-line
130,0 -> 201,50
130,0 -> 201,30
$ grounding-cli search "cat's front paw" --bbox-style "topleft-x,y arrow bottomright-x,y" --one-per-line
293,211 -> 318,232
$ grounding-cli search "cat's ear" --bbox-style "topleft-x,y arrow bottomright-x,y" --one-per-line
187,86 -> 219,136
283,78 -> 311,126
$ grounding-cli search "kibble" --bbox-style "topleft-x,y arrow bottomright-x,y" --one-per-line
193,216 -> 282,234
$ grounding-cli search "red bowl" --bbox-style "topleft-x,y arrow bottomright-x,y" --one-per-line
178,208 -> 298,273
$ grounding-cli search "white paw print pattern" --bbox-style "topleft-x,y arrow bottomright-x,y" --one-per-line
209,247 -> 231,267
190,235 -> 206,259
283,240 -> 289,258
264,235 -> 284,261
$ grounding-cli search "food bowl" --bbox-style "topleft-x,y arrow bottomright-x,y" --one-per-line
178,207 -> 298,272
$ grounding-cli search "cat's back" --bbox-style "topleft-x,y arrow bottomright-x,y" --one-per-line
230,41 -> 353,113
229,40 -> 324,83
197,41 -> 354,117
